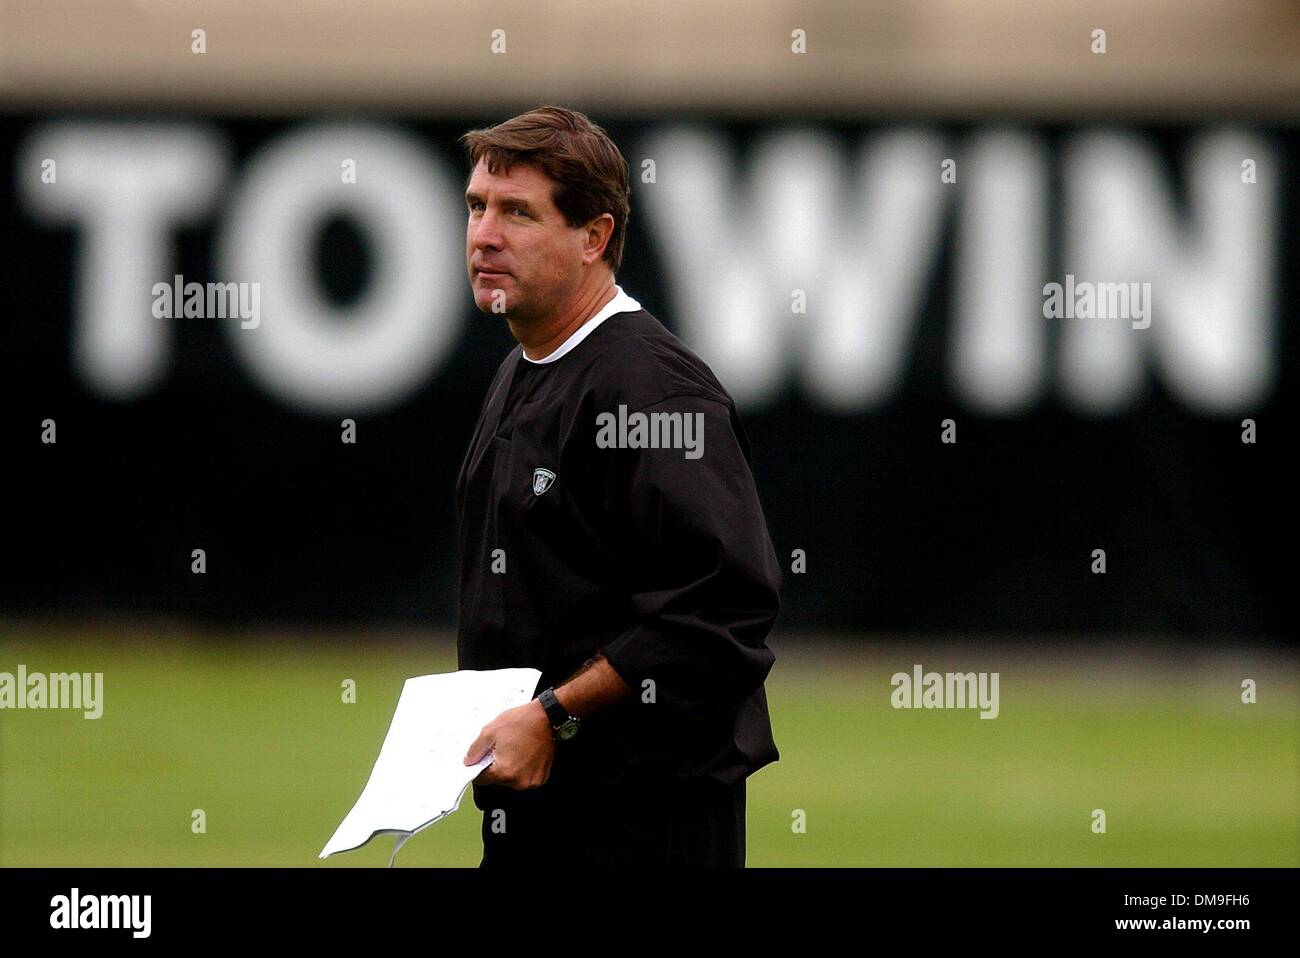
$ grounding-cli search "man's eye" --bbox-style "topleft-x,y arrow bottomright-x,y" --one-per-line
467,202 -> 527,217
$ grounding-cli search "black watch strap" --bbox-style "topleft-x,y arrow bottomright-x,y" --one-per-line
537,686 -> 581,741
537,686 -> 568,727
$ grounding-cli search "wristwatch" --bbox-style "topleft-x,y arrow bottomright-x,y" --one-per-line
537,687 -> 582,742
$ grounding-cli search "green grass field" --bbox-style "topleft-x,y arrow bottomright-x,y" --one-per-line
1,622 -> 1296,867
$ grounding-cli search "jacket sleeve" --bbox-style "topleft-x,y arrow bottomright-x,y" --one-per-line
598,394 -> 782,732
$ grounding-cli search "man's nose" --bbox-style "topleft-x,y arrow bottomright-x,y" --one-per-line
471,209 -> 505,250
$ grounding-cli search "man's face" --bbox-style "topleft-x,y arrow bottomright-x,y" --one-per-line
465,158 -> 586,320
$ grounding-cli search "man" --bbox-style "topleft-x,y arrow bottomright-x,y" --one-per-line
455,105 -> 781,868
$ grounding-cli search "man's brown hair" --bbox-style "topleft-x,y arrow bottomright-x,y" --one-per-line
460,106 -> 632,274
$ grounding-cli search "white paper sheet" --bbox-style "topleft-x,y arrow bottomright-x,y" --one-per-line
319,667 -> 541,864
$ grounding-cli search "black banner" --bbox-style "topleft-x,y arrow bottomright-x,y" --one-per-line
0,867 -> 1289,944
2,115 -> 1292,638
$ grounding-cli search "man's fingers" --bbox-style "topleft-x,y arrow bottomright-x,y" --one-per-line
464,730 -> 493,765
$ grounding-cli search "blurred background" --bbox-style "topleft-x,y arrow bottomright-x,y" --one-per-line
0,0 -> 1295,866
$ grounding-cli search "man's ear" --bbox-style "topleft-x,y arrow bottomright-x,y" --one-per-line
583,213 -> 615,265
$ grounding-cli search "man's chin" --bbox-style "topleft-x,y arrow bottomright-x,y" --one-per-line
472,279 -> 519,311
473,294 -> 524,318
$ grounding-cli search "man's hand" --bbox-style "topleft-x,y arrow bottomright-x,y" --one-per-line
464,698 -> 556,789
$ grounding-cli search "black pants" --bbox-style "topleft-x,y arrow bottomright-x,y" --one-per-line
476,773 -> 747,868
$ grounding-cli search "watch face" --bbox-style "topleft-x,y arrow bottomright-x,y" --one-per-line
556,719 -> 581,741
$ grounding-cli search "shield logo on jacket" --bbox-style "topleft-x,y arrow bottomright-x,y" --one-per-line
532,468 -> 556,496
